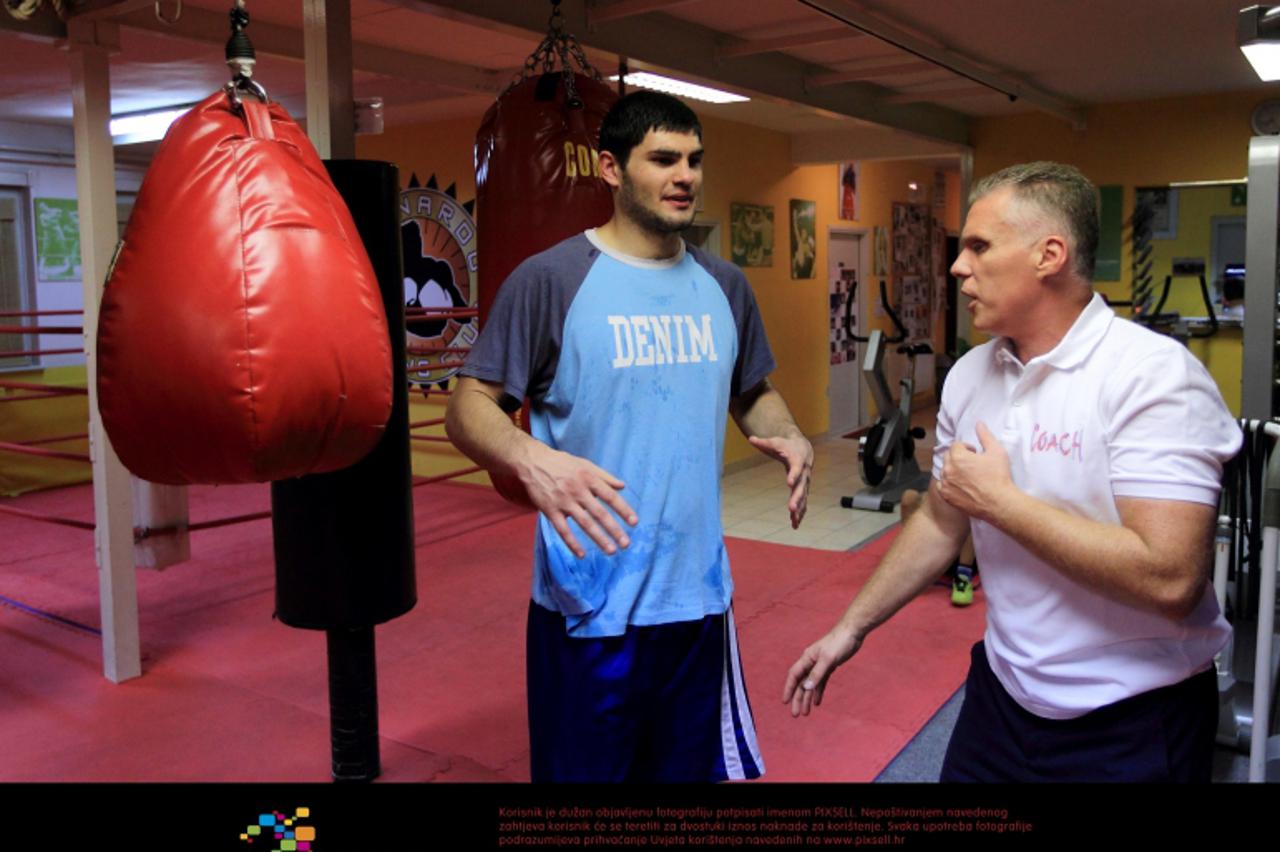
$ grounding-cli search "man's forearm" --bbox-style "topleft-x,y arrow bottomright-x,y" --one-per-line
835,484 -> 968,641
730,380 -> 804,440
444,379 -> 539,477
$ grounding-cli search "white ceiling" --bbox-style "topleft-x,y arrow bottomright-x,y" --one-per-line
0,0 -> 1274,161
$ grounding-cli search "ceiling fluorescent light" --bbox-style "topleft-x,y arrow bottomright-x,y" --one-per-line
1239,5 -> 1280,81
110,105 -> 194,145
608,72 -> 748,104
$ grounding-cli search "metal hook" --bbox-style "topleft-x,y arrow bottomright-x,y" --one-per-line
224,75 -> 269,112
154,0 -> 182,25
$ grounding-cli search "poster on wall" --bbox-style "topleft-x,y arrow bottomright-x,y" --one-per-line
892,202 -> 930,277
873,225 -> 889,278
838,162 -> 859,221
399,173 -> 478,389
33,198 -> 80,282
830,265 -> 859,365
790,199 -> 816,279
730,202 -> 774,267
892,202 -> 933,341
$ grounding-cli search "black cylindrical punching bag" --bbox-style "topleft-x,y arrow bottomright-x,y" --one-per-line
270,160 -> 415,782
475,73 -> 618,505
272,160 -> 415,629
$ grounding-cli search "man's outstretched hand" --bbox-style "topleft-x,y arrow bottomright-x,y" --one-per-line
518,444 -> 638,558
749,433 -> 814,529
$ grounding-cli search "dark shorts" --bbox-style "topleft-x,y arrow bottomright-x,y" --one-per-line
526,601 -> 764,783
941,641 -> 1217,782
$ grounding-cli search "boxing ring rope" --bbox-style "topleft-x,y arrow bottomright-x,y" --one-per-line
405,307 -> 478,319
0,307 -> 94,501
0,349 -> 83,359
406,345 -> 471,355
12,433 -> 88,446
413,466 -> 482,487
0,325 -> 84,335
0,503 -> 95,530
0,441 -> 91,463
0,309 -> 84,317
0,301 -> 485,532
0,381 -> 88,395
403,304 -> 482,487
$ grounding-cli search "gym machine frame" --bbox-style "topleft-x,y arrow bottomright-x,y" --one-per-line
1223,135 -> 1280,781
840,277 -> 932,513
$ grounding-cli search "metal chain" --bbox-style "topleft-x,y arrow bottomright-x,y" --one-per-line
503,0 -> 602,102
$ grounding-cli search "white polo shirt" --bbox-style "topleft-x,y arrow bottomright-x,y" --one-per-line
933,293 -> 1240,719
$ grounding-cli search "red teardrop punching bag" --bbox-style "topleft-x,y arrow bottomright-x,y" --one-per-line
474,73 -> 617,505
97,90 -> 393,485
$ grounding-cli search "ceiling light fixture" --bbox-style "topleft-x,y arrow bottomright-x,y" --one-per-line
109,104 -> 195,145
607,72 -> 748,104
1239,5 -> 1280,81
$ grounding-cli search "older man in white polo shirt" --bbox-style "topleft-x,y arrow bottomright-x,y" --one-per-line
783,162 -> 1241,782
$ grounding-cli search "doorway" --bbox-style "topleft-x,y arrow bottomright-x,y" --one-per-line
828,230 -> 865,435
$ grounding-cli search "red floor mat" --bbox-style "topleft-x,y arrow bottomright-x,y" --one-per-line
0,482 -> 982,782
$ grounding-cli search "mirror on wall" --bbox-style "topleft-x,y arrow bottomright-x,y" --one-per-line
1131,182 -> 1247,334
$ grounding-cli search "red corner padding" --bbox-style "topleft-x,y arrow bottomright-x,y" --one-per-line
98,91 -> 393,484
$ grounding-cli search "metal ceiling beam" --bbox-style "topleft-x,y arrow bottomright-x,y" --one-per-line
588,0 -> 698,26
398,0 -> 970,145
797,0 -> 1086,129
112,5 -> 503,94
717,26 -> 862,59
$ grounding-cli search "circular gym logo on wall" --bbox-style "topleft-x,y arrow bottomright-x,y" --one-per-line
399,173 -> 478,388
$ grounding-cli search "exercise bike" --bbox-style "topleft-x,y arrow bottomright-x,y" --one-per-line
840,278 -> 933,513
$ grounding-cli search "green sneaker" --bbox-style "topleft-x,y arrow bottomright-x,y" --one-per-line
951,565 -> 975,607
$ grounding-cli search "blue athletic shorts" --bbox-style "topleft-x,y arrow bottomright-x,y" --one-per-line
526,600 -> 765,783
941,640 -> 1217,782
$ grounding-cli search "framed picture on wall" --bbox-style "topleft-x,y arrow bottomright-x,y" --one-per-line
33,198 -> 81,282
838,162 -> 859,221
790,199 -> 816,279
1135,187 -> 1178,240
730,202 -> 774,267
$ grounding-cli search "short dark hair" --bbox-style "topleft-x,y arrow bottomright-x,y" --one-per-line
971,161 -> 1099,281
599,90 -> 702,167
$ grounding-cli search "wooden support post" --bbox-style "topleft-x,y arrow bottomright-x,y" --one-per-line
303,0 -> 356,160
68,18 -> 141,683
132,480 -> 190,569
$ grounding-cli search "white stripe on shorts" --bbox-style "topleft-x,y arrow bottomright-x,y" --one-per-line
719,607 -> 764,779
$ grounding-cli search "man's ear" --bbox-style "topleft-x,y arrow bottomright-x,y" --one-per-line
1035,234 -> 1070,279
598,149 -> 624,190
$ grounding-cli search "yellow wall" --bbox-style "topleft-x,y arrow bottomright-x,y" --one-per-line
969,90 -> 1266,414
0,366 -> 91,496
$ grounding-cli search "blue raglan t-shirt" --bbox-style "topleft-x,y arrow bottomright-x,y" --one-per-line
461,230 -> 776,638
